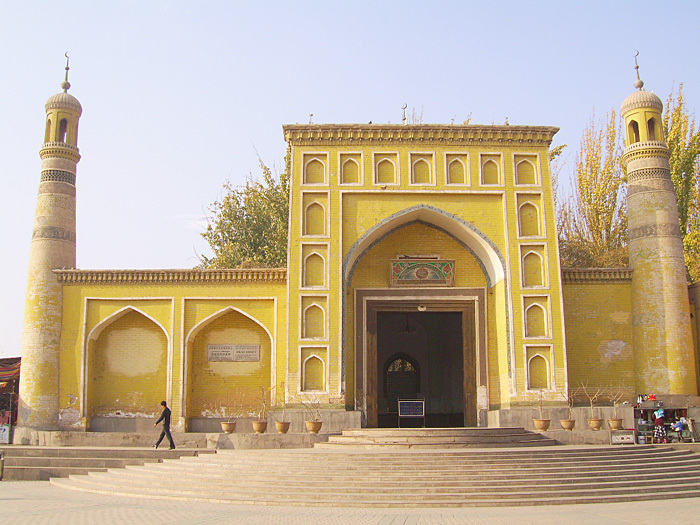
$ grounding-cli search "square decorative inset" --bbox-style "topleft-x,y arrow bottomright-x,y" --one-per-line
390,259 -> 455,287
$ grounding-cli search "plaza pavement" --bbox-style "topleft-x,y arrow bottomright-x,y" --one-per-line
0,479 -> 683,524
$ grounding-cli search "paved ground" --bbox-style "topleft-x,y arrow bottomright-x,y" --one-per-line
0,480 -> 686,524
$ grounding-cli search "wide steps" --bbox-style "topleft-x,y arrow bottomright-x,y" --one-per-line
50,445 -> 700,507
0,446 -> 212,481
317,427 -> 556,448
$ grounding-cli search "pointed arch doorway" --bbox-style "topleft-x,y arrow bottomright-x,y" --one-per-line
355,288 -> 486,428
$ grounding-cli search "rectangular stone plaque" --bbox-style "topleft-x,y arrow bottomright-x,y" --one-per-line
208,344 -> 260,362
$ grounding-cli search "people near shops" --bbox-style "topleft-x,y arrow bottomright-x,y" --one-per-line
672,417 -> 684,442
653,407 -> 667,443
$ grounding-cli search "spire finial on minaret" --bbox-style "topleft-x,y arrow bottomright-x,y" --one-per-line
61,52 -> 71,93
633,50 -> 644,91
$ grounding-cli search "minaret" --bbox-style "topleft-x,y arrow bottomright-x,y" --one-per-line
621,58 -> 696,395
17,56 -> 82,432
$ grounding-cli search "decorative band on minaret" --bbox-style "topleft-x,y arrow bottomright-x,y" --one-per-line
621,61 -> 696,395
17,56 -> 82,433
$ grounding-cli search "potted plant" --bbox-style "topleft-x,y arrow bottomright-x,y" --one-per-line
580,382 -> 603,430
607,384 -> 625,431
271,383 -> 290,434
300,395 -> 323,433
532,389 -> 550,431
559,388 -> 576,431
251,387 -> 268,434
218,396 -> 241,434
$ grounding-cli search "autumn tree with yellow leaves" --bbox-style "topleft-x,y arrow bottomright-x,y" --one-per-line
558,111 -> 628,267
664,85 -> 700,281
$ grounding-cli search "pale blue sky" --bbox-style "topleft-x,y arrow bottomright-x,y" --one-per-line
1,1 -> 699,357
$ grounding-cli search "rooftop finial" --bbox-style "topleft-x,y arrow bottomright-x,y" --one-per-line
61,52 -> 71,93
633,50 -> 644,90
401,104 -> 407,125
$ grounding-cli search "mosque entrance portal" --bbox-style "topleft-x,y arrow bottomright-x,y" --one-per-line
355,289 -> 484,428
378,311 -> 465,427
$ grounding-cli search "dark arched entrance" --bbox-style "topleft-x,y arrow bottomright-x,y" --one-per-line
377,311 -> 464,427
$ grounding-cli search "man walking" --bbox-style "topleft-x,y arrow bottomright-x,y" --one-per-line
153,400 -> 175,449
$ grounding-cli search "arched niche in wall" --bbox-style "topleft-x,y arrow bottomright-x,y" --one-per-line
412,158 -> 431,184
304,202 -> 326,236
341,158 -> 360,184
376,158 -> 396,184
184,306 -> 272,424
302,354 -> 326,391
522,251 -> 544,287
87,308 -> 168,422
515,159 -> 537,185
518,202 -> 540,237
303,252 -> 325,288
304,158 -> 325,184
481,158 -> 500,185
447,158 -> 466,184
303,303 -> 325,339
528,354 -> 549,390
525,303 -> 547,338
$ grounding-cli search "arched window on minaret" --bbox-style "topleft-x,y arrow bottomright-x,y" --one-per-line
647,117 -> 657,141
58,119 -> 68,143
628,120 -> 640,144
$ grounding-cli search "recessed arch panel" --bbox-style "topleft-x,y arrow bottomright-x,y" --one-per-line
528,354 -> 549,390
302,355 -> 325,391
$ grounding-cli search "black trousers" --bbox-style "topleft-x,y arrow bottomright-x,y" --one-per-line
155,426 -> 175,449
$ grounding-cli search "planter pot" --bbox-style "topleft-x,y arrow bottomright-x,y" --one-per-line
607,418 -> 624,430
252,420 -> 268,434
533,418 -> 551,431
220,421 -> 237,434
275,421 -> 291,434
559,419 -> 576,431
305,420 -> 323,434
588,418 -> 604,431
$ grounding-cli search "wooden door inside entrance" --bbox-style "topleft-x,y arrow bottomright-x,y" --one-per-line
355,290 -> 484,429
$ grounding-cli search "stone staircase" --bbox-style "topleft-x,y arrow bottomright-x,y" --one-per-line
50,445 -> 700,506
0,446 -> 214,481
316,427 -> 556,448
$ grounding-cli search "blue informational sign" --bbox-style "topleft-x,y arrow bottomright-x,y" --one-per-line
0,424 -> 10,444
398,399 -> 425,418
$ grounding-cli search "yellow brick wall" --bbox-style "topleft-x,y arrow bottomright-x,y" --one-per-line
286,130 -> 566,412
562,281 -> 635,395
89,310 -> 167,416
58,280 -> 286,429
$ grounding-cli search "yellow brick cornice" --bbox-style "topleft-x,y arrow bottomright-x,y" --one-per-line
54,268 -> 287,284
561,268 -> 632,284
283,124 -> 559,147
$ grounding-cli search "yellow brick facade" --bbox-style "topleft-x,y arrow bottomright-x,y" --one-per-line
16,79 -> 700,436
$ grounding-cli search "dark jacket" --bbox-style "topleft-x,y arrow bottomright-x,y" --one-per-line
156,406 -> 171,428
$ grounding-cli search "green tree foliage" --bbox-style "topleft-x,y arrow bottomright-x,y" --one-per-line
663,85 -> 700,281
558,111 -> 628,267
200,152 -> 290,269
